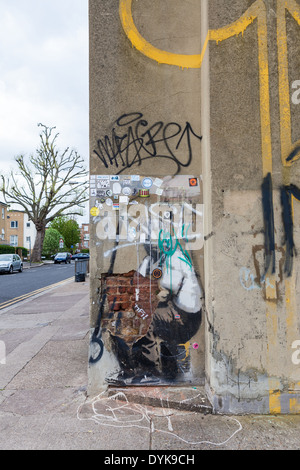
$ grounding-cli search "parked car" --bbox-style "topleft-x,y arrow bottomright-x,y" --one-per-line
53,252 -> 72,264
71,253 -> 90,260
0,254 -> 23,274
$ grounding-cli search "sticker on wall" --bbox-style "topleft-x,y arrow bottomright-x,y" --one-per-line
90,206 -> 100,216
110,175 -> 120,181
97,179 -> 110,189
153,177 -> 163,187
113,182 -> 122,194
105,198 -> 113,206
113,203 -> 119,210
142,177 -> 153,189
152,268 -> 162,279
192,343 -> 199,350
119,195 -> 129,204
139,189 -> 150,197
189,177 -> 198,187
122,186 -> 132,196
131,175 -> 140,181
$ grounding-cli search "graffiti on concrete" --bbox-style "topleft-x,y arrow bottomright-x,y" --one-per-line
93,112 -> 202,174
89,175 -> 204,385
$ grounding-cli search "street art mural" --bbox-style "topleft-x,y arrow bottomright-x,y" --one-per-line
89,174 -> 204,385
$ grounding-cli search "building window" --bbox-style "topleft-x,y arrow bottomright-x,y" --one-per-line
10,235 -> 18,246
84,225 -> 89,231
26,222 -> 30,228
26,236 -> 31,243
10,221 -> 18,229
1,208 -> 4,219
1,229 -> 4,240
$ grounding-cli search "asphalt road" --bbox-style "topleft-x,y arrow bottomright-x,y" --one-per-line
0,262 -> 76,309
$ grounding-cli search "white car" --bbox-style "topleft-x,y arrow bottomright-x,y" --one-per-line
0,254 -> 23,274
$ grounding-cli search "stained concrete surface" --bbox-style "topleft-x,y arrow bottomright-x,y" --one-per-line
1,275 -> 300,450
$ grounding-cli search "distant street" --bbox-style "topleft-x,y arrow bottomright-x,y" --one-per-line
0,262 -> 76,309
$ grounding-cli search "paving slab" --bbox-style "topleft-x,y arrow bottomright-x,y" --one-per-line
150,413 -> 300,450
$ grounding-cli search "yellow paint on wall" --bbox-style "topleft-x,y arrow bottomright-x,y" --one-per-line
269,390 -> 281,414
268,378 -> 282,414
178,341 -> 190,361
119,0 -> 208,68
119,0 -> 272,177
289,397 -> 300,413
277,0 -> 300,167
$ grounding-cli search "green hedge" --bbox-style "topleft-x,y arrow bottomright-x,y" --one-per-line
0,245 -> 28,257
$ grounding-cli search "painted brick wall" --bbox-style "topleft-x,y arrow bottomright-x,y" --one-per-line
101,271 -> 160,345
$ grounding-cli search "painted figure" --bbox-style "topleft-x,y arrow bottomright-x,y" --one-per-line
110,244 -> 203,384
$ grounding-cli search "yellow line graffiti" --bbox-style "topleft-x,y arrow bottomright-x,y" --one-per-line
119,0 -> 207,69
277,0 -> 300,168
119,0 -> 272,175
210,0 -> 272,177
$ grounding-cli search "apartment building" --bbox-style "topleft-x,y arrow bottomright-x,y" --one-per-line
6,210 -> 25,248
2,209 -> 36,251
79,223 -> 89,250
0,201 -> 8,244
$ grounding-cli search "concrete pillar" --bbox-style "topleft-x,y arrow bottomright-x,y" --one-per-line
88,0 -> 300,414
205,0 -> 300,413
88,0 -> 204,393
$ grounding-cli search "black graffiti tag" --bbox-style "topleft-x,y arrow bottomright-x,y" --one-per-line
93,112 -> 202,174
262,172 -> 300,278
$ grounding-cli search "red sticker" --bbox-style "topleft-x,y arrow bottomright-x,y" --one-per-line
189,178 -> 198,187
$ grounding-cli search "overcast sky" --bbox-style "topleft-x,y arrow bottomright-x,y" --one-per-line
0,0 -> 89,222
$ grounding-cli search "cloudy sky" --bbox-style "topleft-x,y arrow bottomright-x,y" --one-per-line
0,0 -> 89,222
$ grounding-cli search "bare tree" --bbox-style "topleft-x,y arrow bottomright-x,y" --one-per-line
1,123 -> 89,262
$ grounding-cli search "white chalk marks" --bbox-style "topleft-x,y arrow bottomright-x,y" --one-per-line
77,389 -> 242,447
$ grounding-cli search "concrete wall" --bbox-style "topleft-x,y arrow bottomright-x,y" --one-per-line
205,0 -> 300,414
88,0 -> 300,414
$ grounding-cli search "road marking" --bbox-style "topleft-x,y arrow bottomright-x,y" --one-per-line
0,277 -> 74,311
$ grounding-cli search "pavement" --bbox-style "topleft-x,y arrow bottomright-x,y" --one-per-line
1,270 -> 300,451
